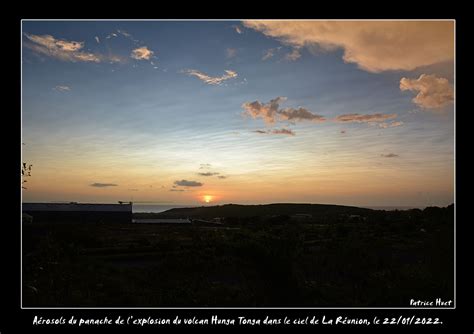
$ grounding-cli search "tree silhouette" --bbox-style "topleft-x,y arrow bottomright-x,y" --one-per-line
22,143 -> 33,189
22,162 -> 33,189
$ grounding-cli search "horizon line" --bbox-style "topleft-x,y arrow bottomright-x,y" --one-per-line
21,201 -> 454,210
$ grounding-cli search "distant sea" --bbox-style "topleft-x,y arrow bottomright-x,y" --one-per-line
132,204 -> 191,213
364,206 -> 423,211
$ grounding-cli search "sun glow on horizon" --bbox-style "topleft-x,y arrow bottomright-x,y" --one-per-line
203,195 -> 213,203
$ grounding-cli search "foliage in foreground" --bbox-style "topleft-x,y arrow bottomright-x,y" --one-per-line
23,205 -> 454,307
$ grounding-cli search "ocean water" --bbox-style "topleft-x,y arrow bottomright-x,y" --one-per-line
132,204 -> 191,213
364,206 -> 422,211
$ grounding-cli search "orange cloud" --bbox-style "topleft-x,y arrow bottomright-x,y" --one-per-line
379,121 -> 404,129
243,20 -> 454,72
242,97 -> 325,125
400,74 -> 454,109
24,34 -> 101,63
24,33 -> 123,63
131,46 -> 154,60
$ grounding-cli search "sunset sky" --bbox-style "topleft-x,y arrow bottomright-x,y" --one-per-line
21,20 -> 455,207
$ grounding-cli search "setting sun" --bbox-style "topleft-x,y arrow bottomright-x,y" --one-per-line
203,195 -> 213,203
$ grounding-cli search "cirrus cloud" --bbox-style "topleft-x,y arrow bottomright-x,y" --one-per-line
24,33 -> 123,63
184,69 -> 238,85
53,85 -> 71,92
242,20 -> 454,72
25,34 -> 99,62
334,113 -> 397,123
253,128 -> 296,136
285,48 -> 301,61
262,48 -> 275,61
233,25 -> 243,34
400,74 -> 454,109
262,47 -> 283,61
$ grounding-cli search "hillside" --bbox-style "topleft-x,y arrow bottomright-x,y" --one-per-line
138,203 -> 374,219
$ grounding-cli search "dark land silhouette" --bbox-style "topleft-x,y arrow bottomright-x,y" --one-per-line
22,203 -> 454,307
